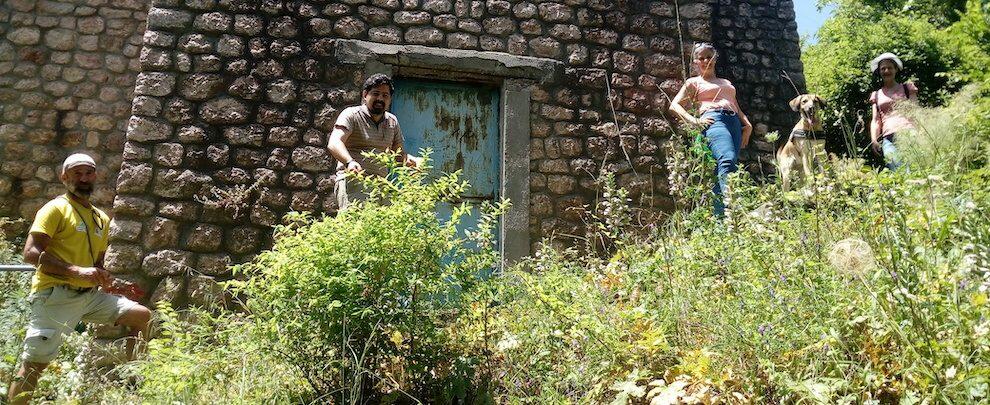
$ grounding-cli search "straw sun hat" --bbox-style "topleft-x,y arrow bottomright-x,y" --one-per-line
870,52 -> 904,73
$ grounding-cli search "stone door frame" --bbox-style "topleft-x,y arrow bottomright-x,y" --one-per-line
333,39 -> 563,265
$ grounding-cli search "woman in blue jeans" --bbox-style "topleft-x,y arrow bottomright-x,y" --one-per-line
669,43 -> 753,216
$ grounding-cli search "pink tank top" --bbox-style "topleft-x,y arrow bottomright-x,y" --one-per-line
691,77 -> 737,114
871,83 -> 917,137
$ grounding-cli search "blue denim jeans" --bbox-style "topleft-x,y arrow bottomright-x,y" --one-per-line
702,110 -> 742,217
880,135 -> 902,171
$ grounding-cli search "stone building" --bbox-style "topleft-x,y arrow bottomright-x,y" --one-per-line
1,0 -> 804,308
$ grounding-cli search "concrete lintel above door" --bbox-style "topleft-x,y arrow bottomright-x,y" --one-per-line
334,39 -> 563,83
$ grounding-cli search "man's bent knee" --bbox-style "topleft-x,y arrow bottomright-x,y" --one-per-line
116,304 -> 151,329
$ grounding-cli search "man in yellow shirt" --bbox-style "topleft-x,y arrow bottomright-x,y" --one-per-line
8,153 -> 152,405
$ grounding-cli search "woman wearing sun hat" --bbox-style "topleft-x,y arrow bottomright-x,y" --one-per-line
868,52 -> 918,170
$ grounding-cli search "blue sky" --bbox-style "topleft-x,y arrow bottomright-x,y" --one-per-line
794,2 -> 836,44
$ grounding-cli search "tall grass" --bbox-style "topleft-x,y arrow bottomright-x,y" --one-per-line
898,83 -> 989,174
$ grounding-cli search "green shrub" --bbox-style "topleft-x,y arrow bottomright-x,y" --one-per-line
945,1 -> 990,82
233,152 -> 504,403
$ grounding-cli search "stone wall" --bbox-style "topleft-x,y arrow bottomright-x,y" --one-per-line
2,0 -> 804,308
0,0 -> 149,221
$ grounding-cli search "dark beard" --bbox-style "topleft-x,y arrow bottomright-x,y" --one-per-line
69,184 -> 93,197
370,102 -> 386,115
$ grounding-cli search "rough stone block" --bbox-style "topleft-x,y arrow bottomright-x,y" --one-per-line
223,124 -> 264,146
334,16 -> 366,38
266,79 -> 297,104
147,7 -> 193,30
290,191 -> 318,211
164,98 -> 196,124
291,146 -> 332,172
154,143 -> 185,167
483,16 -> 514,35
405,27 -> 443,44
127,116 -> 173,142
394,11 -> 430,26
177,125 -> 210,143
103,243 -> 144,273
267,15 -> 298,38
134,72 -> 176,97
142,249 -> 194,277
179,73 -> 224,101
547,174 -> 576,194
149,275 -> 185,309
44,28 -> 77,51
185,223 -> 223,252
145,217 -> 180,249
233,14 -> 264,35
538,2 -> 572,22
193,12 -> 233,32
447,32 -> 478,49
158,201 -> 200,221
226,226 -> 260,254
217,34 -> 244,56
199,97 -> 251,124
267,126 -> 299,147
108,219 -> 142,242
197,253 -> 231,276
187,275 -> 228,308
153,169 -> 209,198
6,27 -> 41,45
178,33 -> 213,54
116,163 -> 153,193
228,76 -> 261,100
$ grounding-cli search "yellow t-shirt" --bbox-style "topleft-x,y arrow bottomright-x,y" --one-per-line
29,195 -> 111,292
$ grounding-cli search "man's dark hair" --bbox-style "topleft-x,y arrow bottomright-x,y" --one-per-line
362,73 -> 394,95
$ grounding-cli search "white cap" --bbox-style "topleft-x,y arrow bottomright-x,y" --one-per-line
62,153 -> 96,174
870,52 -> 903,73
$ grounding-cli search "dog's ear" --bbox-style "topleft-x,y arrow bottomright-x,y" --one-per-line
789,95 -> 802,112
813,94 -> 827,109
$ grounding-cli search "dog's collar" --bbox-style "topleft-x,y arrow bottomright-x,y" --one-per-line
791,129 -> 809,138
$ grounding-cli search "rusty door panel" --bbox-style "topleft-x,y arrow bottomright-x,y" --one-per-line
391,79 -> 500,199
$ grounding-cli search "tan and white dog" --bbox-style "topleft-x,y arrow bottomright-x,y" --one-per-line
777,94 -> 826,192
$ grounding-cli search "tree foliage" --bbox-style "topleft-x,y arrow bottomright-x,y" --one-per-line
804,0 -> 988,157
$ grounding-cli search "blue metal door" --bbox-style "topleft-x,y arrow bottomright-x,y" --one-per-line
391,79 -> 500,249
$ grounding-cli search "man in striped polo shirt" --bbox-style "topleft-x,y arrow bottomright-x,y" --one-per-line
327,73 -> 421,210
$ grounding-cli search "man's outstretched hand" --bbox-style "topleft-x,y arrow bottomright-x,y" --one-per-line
405,155 -> 423,169
76,266 -> 112,287
104,278 -> 146,301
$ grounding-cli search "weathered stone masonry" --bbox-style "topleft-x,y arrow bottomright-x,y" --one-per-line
1,0 -> 804,308
0,0 -> 148,220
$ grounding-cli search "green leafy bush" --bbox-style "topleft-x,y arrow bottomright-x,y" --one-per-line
233,152 -> 504,403
945,1 -> 990,82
